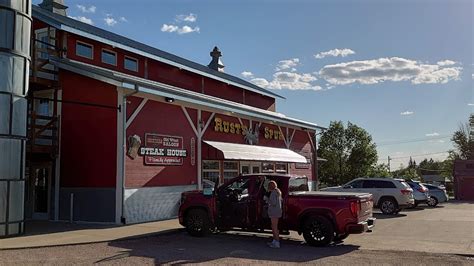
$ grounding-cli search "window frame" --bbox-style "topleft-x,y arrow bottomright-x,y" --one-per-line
223,161 -> 239,182
202,160 -> 220,185
75,41 -> 94,59
124,56 -> 138,72
101,48 -> 117,66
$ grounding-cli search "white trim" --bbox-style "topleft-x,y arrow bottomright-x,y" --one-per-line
75,40 -> 94,60
60,25 -> 281,99
197,110 -> 202,190
54,91 -> 62,221
101,48 -> 117,66
115,88 -> 124,224
124,56 -> 139,72
125,98 -> 148,129
181,106 -> 199,137
201,112 -> 215,137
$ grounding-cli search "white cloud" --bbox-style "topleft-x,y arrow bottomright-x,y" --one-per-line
437,60 -> 456,66
241,71 -> 254,78
161,24 -> 179,33
69,15 -> 93,25
161,24 -> 199,34
178,25 -> 200,34
315,48 -> 355,59
472,73 -> 474,79
400,111 -> 414,116
468,103 -> 474,106
104,16 -> 117,26
76,4 -> 96,13
176,13 -> 197,22
119,17 -> 128,22
250,78 -> 269,87
425,132 -> 440,137
319,57 -> 462,85
275,58 -> 299,71
251,72 -> 321,91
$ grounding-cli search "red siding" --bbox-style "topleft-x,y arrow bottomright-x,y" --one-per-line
288,130 -> 313,180
65,33 -> 275,110
125,101 -> 197,187
147,60 -> 202,93
246,92 -> 276,111
60,70 -> 118,187
203,78 -> 243,104
67,35 -> 146,78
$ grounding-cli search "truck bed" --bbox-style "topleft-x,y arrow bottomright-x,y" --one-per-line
290,191 -> 372,198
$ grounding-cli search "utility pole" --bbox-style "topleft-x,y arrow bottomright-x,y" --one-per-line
388,156 -> 392,173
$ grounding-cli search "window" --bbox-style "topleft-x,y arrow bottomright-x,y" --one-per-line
223,161 -> 239,181
346,180 -> 363,188
202,160 -> 220,185
101,49 -> 116,65
275,163 -> 288,173
262,162 -> 274,173
76,41 -> 93,59
124,56 -> 138,71
378,181 -> 396,188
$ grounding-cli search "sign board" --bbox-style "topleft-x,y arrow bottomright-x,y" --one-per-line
140,134 -> 187,165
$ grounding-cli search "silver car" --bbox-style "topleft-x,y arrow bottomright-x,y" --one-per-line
321,178 -> 414,215
422,183 -> 449,207
406,180 -> 429,207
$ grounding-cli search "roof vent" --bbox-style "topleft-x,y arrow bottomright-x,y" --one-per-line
39,0 -> 68,16
208,46 -> 225,72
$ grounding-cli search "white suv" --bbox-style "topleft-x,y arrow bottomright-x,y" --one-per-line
322,178 -> 415,214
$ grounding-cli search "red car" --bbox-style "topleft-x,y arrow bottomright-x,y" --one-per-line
179,174 -> 375,246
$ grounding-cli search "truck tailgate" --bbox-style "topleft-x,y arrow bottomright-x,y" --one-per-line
290,191 -> 374,222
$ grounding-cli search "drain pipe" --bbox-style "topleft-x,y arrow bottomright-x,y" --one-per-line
120,84 -> 139,224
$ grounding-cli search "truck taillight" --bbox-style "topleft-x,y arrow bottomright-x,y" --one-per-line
350,201 -> 360,218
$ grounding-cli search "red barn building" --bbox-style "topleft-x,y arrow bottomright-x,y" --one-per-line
453,160 -> 474,201
25,0 -> 324,224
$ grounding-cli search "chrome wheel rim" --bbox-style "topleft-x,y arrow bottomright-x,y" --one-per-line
382,201 -> 395,213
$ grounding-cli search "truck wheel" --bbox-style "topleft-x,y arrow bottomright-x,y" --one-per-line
427,196 -> 438,207
185,209 -> 210,237
302,215 -> 334,247
379,198 -> 398,215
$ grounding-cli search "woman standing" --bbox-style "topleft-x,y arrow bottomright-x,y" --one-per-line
266,180 -> 282,248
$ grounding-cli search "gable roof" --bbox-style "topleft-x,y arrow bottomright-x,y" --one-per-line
32,5 -> 284,99
50,57 -> 324,131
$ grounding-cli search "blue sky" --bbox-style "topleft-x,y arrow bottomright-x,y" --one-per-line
34,0 -> 473,169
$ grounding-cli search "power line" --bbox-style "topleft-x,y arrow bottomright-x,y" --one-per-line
389,151 -> 450,160
376,135 -> 450,146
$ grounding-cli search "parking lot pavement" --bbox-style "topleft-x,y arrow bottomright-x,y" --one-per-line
342,201 -> 474,255
0,230 -> 471,265
0,202 -> 472,264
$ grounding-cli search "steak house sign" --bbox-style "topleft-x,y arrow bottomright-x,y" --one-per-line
139,134 -> 187,165
214,117 -> 284,141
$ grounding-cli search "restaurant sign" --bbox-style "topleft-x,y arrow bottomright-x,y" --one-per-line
139,134 -> 187,165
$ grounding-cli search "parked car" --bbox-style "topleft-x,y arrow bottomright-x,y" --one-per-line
422,183 -> 449,207
179,174 -> 376,247
405,180 -> 429,207
321,178 -> 414,215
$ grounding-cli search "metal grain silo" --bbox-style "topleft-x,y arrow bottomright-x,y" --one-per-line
0,0 -> 32,237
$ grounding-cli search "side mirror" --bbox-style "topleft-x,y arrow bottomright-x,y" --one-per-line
343,185 -> 353,189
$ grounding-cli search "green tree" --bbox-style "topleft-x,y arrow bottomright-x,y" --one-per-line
318,121 -> 378,185
450,114 -> 474,160
367,164 -> 392,178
